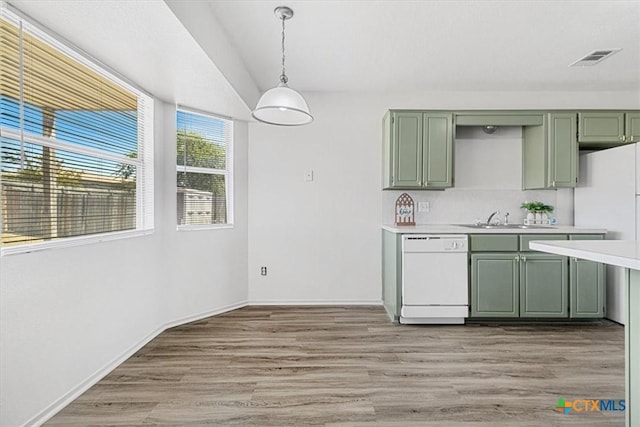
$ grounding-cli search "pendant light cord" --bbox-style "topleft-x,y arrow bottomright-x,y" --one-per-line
280,15 -> 288,84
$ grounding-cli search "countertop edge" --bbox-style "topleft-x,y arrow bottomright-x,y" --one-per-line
530,241 -> 640,270
382,224 -> 607,234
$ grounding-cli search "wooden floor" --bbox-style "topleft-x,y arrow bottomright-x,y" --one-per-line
47,306 -> 625,426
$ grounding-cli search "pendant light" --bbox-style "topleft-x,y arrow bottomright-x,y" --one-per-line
252,6 -> 313,126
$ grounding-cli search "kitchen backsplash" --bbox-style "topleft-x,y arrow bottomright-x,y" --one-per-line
382,188 -> 574,225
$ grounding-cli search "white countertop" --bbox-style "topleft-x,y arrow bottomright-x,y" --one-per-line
382,224 -> 607,235
530,240 -> 640,270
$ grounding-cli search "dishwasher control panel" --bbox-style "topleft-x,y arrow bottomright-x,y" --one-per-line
403,235 -> 468,253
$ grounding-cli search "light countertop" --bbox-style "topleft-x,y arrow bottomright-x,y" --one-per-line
530,240 -> 640,270
382,224 -> 607,235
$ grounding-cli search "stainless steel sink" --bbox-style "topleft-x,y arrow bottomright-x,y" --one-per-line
459,224 -> 554,229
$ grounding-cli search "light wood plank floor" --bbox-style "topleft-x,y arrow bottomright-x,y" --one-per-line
47,306 -> 625,426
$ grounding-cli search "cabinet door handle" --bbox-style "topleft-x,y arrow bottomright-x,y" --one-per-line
628,136 -> 635,143
521,256 -> 527,262
552,181 -> 556,187
619,135 -> 626,142
514,255 -> 520,262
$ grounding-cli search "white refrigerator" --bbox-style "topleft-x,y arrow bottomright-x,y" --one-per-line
574,142 -> 640,324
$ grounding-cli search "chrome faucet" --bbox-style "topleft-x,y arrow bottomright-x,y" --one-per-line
486,210 -> 500,225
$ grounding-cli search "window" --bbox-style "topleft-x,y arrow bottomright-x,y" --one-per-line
176,108 -> 233,228
0,7 -> 153,253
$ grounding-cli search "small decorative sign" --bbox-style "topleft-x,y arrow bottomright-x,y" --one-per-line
395,193 -> 415,226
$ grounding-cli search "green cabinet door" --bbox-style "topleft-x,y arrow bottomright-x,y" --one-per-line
578,112 -> 625,145
392,112 -> 423,188
422,113 -> 453,188
548,113 -> 577,188
626,112 -> 640,144
520,254 -> 568,318
570,257 -> 605,318
471,253 -> 519,317
522,113 -> 577,190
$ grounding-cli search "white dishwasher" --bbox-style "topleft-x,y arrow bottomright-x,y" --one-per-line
401,234 -> 469,324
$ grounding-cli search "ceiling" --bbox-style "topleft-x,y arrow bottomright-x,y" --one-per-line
204,0 -> 640,94
6,0 -> 253,120
4,0 -> 639,118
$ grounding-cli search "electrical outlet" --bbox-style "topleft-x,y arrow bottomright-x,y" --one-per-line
260,266 -> 267,276
304,170 -> 314,182
418,201 -> 430,212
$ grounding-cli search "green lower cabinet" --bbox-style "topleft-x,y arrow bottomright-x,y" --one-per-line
570,257 -> 605,318
381,230 -> 402,321
519,254 -> 568,318
469,233 -> 605,320
470,253 -> 519,317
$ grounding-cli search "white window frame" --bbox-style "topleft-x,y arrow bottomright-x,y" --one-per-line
176,106 -> 233,231
0,5 -> 154,256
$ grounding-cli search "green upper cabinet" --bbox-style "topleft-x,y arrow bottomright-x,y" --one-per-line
578,111 -> 640,148
392,112 -> 423,188
626,112 -> 640,144
382,111 -> 453,190
523,113 -> 577,190
519,253 -> 569,318
548,113 -> 578,188
422,113 -> 453,188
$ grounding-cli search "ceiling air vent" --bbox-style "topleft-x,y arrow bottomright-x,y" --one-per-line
569,48 -> 622,67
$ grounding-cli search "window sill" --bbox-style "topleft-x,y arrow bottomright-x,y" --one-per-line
1,229 -> 154,256
177,224 -> 234,232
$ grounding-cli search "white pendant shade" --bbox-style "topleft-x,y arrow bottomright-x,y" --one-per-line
252,84 -> 313,126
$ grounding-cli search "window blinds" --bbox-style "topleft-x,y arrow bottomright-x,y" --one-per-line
0,8 -> 153,250
176,109 -> 233,226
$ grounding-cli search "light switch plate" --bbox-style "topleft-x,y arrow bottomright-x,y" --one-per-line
304,170 -> 314,182
418,201 -> 430,212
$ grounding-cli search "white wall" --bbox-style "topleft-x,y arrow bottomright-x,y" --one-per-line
247,90 -> 638,305
0,101 -> 249,426
159,104 -> 249,323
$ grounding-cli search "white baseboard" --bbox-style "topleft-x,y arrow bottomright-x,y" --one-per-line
164,300 -> 248,329
248,299 -> 383,306
25,300 -> 248,427
23,326 -> 164,427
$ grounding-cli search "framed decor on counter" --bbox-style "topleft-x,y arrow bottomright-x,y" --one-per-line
395,193 -> 415,226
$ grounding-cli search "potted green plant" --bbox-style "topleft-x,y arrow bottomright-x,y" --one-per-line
521,201 -> 554,224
